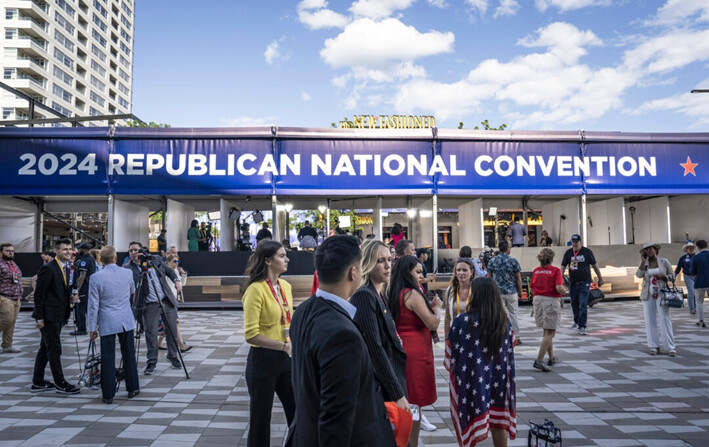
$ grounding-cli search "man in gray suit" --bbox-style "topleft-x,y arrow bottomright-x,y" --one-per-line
88,246 -> 140,404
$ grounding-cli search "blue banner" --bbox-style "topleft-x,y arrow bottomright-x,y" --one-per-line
1,129 -> 708,196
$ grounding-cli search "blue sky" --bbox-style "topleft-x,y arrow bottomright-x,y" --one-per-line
131,0 -> 709,132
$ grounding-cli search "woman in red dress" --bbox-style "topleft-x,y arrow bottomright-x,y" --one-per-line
387,255 -> 442,446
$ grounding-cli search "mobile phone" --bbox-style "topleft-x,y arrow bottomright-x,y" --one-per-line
433,268 -> 438,274
410,404 -> 420,422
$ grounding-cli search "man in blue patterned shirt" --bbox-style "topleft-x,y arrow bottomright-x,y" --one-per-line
487,241 -> 523,344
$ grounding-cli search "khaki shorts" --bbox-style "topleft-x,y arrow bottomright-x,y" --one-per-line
533,295 -> 561,330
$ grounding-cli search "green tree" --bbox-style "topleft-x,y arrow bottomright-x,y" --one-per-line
124,120 -> 171,128
458,121 -> 465,129
331,117 -> 354,128
473,119 -> 507,131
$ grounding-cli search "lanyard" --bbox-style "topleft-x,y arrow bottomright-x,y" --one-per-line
455,283 -> 471,316
55,258 -> 67,286
265,278 -> 291,325
572,247 -> 581,262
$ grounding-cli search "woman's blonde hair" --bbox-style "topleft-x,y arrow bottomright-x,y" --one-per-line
360,239 -> 390,293
537,248 -> 555,266
167,254 -> 179,264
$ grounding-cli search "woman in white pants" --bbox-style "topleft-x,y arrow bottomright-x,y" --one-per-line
635,242 -> 676,356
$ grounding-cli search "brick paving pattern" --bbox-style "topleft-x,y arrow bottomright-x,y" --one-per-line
0,300 -> 707,446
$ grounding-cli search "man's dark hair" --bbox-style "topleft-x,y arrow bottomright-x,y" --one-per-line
128,241 -> 143,248
304,220 -> 311,226
314,236 -> 361,285
416,247 -> 429,258
697,240 -> 708,249
160,229 -> 166,234
395,239 -> 412,256
0,243 -> 13,251
54,238 -> 72,249
42,250 -> 54,257
498,240 -> 509,253
459,246 -> 473,258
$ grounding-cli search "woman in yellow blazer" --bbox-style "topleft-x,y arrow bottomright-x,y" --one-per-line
243,240 -> 295,447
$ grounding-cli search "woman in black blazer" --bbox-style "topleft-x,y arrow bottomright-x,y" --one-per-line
350,239 -> 410,412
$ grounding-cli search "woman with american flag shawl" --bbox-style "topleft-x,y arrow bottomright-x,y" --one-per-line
444,276 -> 517,447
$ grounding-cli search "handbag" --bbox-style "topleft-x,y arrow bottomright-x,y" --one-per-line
528,419 -> 562,447
79,339 -> 101,389
660,280 -> 683,308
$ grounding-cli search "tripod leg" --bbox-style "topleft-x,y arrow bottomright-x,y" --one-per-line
159,302 -> 190,379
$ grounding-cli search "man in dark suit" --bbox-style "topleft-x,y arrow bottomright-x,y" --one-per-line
31,238 -> 80,394
290,236 -> 396,447
123,241 -> 183,375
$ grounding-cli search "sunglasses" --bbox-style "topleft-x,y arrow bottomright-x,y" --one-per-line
171,260 -> 179,263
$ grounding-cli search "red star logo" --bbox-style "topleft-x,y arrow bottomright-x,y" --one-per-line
680,156 -> 698,176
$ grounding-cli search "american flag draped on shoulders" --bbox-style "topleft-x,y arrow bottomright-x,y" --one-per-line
444,312 -> 516,447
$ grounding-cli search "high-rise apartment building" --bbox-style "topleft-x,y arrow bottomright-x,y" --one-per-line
1,0 -> 134,125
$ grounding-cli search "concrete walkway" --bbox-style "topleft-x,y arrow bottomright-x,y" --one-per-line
0,299 -> 707,446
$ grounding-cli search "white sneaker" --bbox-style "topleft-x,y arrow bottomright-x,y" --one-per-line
1,346 -> 20,354
420,413 -> 437,431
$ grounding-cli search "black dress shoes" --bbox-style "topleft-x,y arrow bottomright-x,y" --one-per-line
128,390 -> 140,399
102,397 -> 113,404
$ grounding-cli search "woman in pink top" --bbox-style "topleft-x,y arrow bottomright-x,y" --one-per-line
530,248 -> 567,372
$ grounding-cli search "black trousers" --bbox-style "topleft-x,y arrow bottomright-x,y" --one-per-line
100,330 -> 140,400
32,320 -> 66,386
74,295 -> 88,331
245,347 -> 296,447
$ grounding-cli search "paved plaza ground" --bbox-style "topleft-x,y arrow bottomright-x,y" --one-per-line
1,299 -> 708,447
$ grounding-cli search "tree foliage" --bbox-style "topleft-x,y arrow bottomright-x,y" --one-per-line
124,120 -> 171,128
473,119 -> 507,131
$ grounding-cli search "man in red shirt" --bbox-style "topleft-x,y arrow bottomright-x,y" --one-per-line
0,243 -> 23,354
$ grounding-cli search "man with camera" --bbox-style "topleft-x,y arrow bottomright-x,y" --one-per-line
123,242 -> 183,375
88,246 -> 140,403
70,242 -> 97,336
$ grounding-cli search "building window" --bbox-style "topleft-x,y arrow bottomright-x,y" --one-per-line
54,12 -> 75,34
90,59 -> 106,77
6,9 -> 18,19
5,29 -> 17,40
53,66 -> 73,86
119,41 -> 131,56
118,68 -> 130,82
89,106 -> 101,116
91,28 -> 107,47
118,82 -> 129,95
4,68 -> 15,80
54,30 -> 75,52
51,101 -> 72,116
53,48 -> 74,69
90,74 -> 105,91
92,13 -> 107,32
118,96 -> 129,108
120,28 -> 131,44
120,15 -> 131,30
52,84 -> 73,103
89,90 -> 105,106
119,54 -> 130,68
56,0 -> 75,18
91,44 -> 106,62
93,0 -> 108,18
121,1 -> 132,16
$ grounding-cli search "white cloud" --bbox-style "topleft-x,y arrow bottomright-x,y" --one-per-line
535,0 -> 610,13
264,40 -> 281,65
466,0 -> 488,15
517,22 -> 602,65
297,0 -> 348,30
622,29 -> 709,75
629,89 -> 709,127
301,91 -> 311,101
427,0 -> 447,7
221,116 -> 276,127
320,18 -> 454,68
648,0 -> 709,26
494,0 -> 520,18
349,0 -> 416,19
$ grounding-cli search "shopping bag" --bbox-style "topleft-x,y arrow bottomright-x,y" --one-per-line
79,339 -> 101,389
661,281 -> 683,308
528,419 -> 562,447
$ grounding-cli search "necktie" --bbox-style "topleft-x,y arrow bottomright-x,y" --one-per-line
64,263 -> 71,286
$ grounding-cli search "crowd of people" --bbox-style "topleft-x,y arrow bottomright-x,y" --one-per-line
1,230 -> 707,446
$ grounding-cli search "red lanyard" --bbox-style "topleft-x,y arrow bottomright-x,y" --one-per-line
572,248 -> 580,261
265,278 -> 291,325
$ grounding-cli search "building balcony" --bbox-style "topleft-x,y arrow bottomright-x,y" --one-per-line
14,14 -> 49,37
15,35 -> 48,56
4,56 -> 47,76
4,78 -> 47,97
16,0 -> 50,21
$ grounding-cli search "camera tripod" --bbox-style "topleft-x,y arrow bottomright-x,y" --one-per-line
133,261 -> 190,379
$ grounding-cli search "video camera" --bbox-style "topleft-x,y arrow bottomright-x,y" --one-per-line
136,247 -> 159,270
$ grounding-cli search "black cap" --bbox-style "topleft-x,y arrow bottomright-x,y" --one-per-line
570,234 -> 581,242
76,242 -> 92,250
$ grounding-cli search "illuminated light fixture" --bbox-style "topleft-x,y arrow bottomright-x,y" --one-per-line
381,211 -> 389,217
285,203 -> 293,212
419,210 -> 433,218
407,208 -> 417,218
253,210 -> 264,223
488,207 -> 498,216
318,205 -> 327,213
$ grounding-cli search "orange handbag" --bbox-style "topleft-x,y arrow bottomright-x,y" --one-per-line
384,402 -> 413,447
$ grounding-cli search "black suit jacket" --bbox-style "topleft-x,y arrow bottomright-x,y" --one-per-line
350,282 -> 407,402
32,260 -> 72,323
290,294 -> 396,447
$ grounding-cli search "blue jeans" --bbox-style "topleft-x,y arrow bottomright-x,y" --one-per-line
570,282 -> 590,328
684,275 -> 696,312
